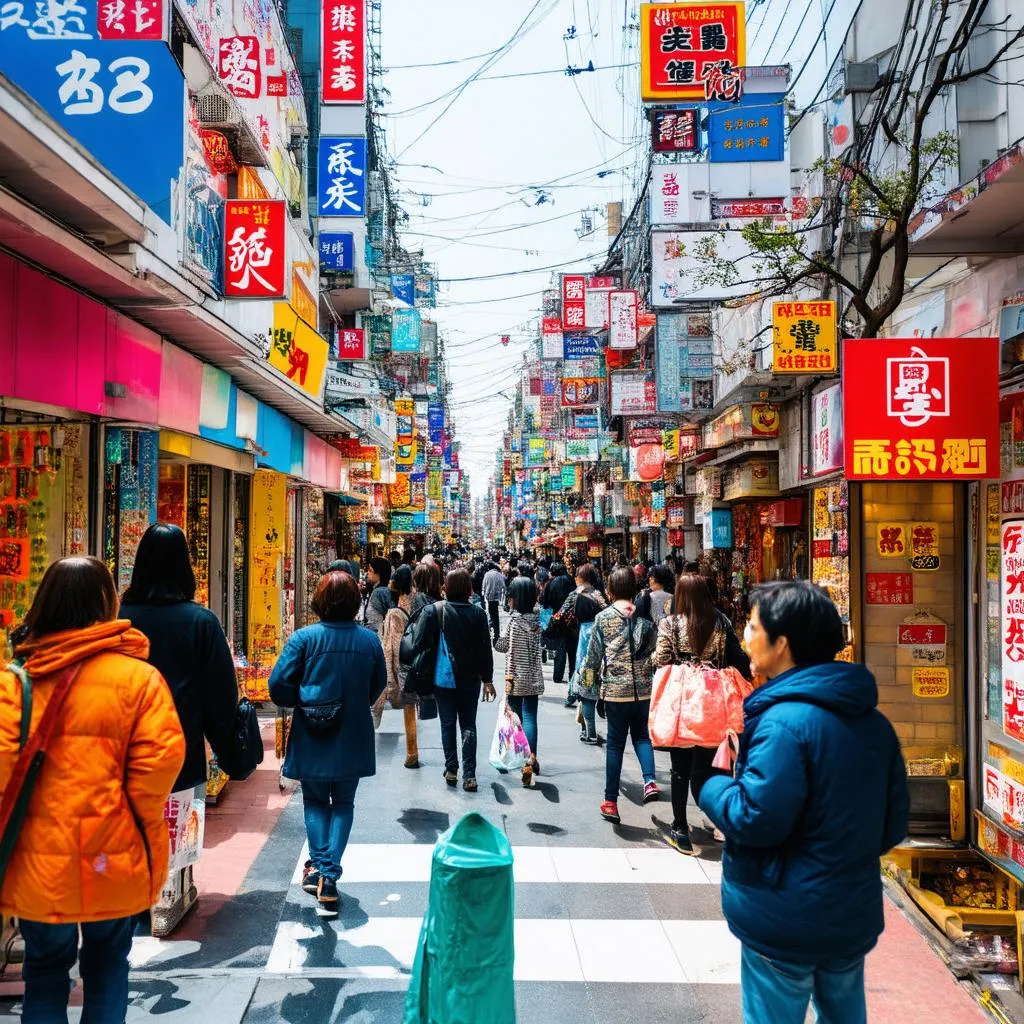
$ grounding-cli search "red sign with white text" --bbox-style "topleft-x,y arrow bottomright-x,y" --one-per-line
97,0 -> 165,39
562,275 -> 586,331
865,572 -> 914,606
337,327 -> 366,360
218,36 -> 261,98
321,0 -> 366,103
223,200 -> 286,298
897,623 -> 948,646
843,338 -> 999,480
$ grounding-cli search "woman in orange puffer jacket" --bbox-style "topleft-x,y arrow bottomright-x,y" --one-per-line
0,556 -> 185,1024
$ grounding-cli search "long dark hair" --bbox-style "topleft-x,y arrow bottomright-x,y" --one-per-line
674,574 -> 717,656
23,556 -> 119,639
508,576 -> 537,613
122,523 -> 197,604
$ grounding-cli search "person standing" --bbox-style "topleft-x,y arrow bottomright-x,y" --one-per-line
0,557 -> 185,1024
541,562 -> 574,685
408,569 -> 495,791
554,564 -> 606,725
120,522 -> 240,931
410,561 -> 442,618
378,565 -> 420,769
580,568 -> 659,823
698,582 -> 909,1024
652,573 -> 750,854
269,571 -> 386,914
481,561 -> 507,644
494,577 -> 544,786
364,557 -> 395,636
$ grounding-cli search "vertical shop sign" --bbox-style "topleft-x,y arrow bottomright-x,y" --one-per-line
97,0 -> 165,39
321,0 -> 365,103
652,109 -> 699,152
391,308 -> 421,353
1002,521 -> 1024,742
391,273 -> 415,305
335,327 -> 365,360
585,287 -> 612,330
541,317 -> 563,360
608,290 -> 639,350
843,338 -> 1000,480
318,232 -> 354,271
910,521 -> 940,570
772,301 -> 837,373
562,274 -> 586,331
218,36 -> 261,97
640,2 -> 746,102
223,200 -> 286,297
428,402 -> 445,444
317,136 -> 367,216
248,469 -> 286,668
811,383 -> 843,475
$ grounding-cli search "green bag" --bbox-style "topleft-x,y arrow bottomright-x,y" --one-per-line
404,812 -> 516,1024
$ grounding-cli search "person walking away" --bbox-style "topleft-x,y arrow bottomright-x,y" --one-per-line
580,568 -> 659,823
698,581 -> 909,1024
410,562 -> 441,618
408,569 -> 495,791
0,556 -> 184,1024
364,557 -> 395,636
554,564 -> 607,728
542,563 -> 574,686
481,561 -> 507,644
378,565 -> 420,768
652,573 -> 750,854
120,522 -> 240,933
269,571 -> 386,915
494,577 -> 544,786
470,563 -> 487,611
637,564 -> 675,624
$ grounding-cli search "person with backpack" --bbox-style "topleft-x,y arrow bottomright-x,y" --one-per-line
550,564 -> 607,730
541,562 -> 574,685
364,557 -> 395,636
652,573 -> 750,854
494,577 -> 544,786
580,568 -> 659,823
378,565 -> 420,768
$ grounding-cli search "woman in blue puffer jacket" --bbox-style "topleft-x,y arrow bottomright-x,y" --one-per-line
699,581 -> 909,1024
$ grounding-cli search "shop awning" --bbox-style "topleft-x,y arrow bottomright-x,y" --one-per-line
327,491 -> 368,506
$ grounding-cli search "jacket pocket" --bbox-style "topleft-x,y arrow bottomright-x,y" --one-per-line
79,811 -> 150,915
724,844 -> 787,889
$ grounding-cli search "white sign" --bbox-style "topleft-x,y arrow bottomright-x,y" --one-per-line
609,370 -> 656,416
651,165 -> 685,223
651,227 -> 760,306
811,383 -> 843,476
608,290 -> 638,350
585,287 -> 612,330
887,345 -> 950,428
565,438 -> 599,462
541,326 -> 563,360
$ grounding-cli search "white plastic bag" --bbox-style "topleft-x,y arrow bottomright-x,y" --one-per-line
488,699 -> 531,772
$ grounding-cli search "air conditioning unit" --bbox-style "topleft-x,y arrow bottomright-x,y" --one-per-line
844,61 -> 879,94
196,93 -> 241,129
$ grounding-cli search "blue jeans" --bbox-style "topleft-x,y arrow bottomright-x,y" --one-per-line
302,777 -> 360,881
508,694 -> 538,757
20,915 -> 134,1024
604,699 -> 656,802
580,697 -> 598,740
741,945 -> 867,1024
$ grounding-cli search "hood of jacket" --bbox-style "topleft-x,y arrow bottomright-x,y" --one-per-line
16,619 -> 150,677
514,611 -> 541,632
745,660 -> 878,720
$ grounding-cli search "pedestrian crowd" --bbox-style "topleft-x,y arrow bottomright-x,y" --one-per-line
0,529 -> 909,1024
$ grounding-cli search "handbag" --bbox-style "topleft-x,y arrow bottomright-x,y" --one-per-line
403,604 -> 439,697
417,695 -> 438,721
648,661 -> 751,748
0,661 -> 83,888
433,605 -> 458,690
217,698 -> 265,780
301,700 -> 344,735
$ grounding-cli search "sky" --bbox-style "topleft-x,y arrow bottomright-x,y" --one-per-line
379,0 -> 648,499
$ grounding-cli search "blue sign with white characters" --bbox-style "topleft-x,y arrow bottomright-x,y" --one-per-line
318,136 -> 367,216
319,232 -> 354,271
563,334 -> 602,360
1,0 -> 184,225
391,308 -> 421,353
703,509 -> 734,549
391,273 -> 415,305
707,94 -> 786,163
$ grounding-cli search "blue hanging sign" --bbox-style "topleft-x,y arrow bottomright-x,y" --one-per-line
319,232 -> 354,271
563,334 -> 602,360
707,94 -> 786,163
427,401 -> 444,444
317,136 -> 367,216
391,308 -> 421,353
391,273 -> 415,305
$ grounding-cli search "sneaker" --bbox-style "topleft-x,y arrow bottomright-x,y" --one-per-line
521,763 -> 533,787
317,876 -> 339,907
442,769 -> 458,786
643,782 -> 660,804
463,777 -> 478,792
563,698 -> 578,708
580,733 -> 600,745
667,828 -> 694,855
301,860 -> 320,894
600,800 -> 621,824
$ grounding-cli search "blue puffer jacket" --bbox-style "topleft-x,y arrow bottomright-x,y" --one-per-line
698,661 -> 909,964
269,621 -> 386,781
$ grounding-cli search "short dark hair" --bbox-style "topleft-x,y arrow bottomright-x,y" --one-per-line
444,568 -> 472,602
390,564 -> 413,596
413,562 -> 440,598
23,556 -> 119,639
508,576 -> 537,613
369,557 -> 392,587
607,568 -> 637,602
576,563 -> 600,588
751,581 -> 844,665
122,523 -> 196,604
311,571 -> 362,622
650,564 -> 675,591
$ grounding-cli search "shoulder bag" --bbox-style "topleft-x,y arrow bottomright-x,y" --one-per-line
217,698 -> 265,779
0,661 -> 83,888
432,605 -> 459,690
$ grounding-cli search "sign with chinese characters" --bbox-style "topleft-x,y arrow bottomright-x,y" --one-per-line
843,338 -> 1000,480
318,232 -> 354,271
651,167 -> 684,222
1002,521 -> 1024,742
912,667 -> 950,698
317,136 -> 367,216
223,200 -> 286,298
876,522 -> 907,558
897,619 -> 948,665
910,521 -> 940,570
560,378 -> 601,408
585,287 -> 612,330
541,318 -> 563,360
218,36 -> 260,97
707,94 -> 785,162
610,369 -> 658,416
711,197 -> 786,218
811,383 -> 843,476
609,290 -> 639,349
321,0 -> 365,103
391,273 -> 415,305
640,2 -> 746,102
164,785 -> 206,872
652,108 -> 699,152
98,0 -> 165,39
772,301 -> 837,374
267,304 -> 329,398
391,308 -> 421,353
562,274 -> 586,330
865,572 -> 914,605
335,327 -> 365,360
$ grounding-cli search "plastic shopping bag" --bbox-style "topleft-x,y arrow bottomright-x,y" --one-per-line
488,699 -> 532,772
649,662 -> 751,748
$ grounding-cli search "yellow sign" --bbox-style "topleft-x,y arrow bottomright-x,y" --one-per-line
987,484 -> 1000,546
394,398 -> 415,418
663,429 -> 680,461
771,301 -> 837,374
876,522 -> 907,558
388,473 -> 411,508
395,439 -> 417,467
268,303 -> 329,399
248,469 -> 286,668
912,667 -> 950,698
909,521 -> 940,571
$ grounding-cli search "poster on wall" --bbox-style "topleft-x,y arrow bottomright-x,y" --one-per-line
811,383 -> 843,475
1002,521 -> 1024,742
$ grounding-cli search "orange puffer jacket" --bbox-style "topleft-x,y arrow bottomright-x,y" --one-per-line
0,619 -> 185,924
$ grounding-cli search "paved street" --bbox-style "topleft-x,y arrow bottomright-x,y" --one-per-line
0,634 -> 991,1023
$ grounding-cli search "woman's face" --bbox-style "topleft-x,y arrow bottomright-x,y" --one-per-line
743,606 -> 790,679
368,567 -> 380,586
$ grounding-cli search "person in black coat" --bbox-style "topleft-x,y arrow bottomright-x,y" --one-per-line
542,563 -> 575,684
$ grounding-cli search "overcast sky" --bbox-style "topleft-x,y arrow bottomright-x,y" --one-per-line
380,0 -> 647,497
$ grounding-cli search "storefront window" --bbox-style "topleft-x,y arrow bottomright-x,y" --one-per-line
811,482 -> 851,645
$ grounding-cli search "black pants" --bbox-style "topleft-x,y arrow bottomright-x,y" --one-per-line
487,600 -> 501,641
670,746 -> 716,832
435,682 -> 481,778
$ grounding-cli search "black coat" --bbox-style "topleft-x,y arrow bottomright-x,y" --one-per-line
542,574 -> 574,612
409,599 -> 493,688
121,600 -> 239,791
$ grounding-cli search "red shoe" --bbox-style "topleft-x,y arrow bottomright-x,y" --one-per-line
643,782 -> 660,804
600,801 -> 620,823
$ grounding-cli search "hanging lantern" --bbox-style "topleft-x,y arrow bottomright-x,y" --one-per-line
500,335 -> 510,346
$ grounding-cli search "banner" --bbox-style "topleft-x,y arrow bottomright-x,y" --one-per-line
772,301 -> 837,374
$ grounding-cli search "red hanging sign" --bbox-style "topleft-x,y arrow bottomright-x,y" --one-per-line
199,129 -> 237,175
218,36 -> 261,98
321,0 -> 366,104
336,327 -> 366,360
223,200 -> 286,298
865,572 -> 914,606
266,74 -> 288,97
897,623 -> 948,646
843,338 -> 999,480
652,109 -> 699,152
97,0 -> 165,39
562,275 -> 586,331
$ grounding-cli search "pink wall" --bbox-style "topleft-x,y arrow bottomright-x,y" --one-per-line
157,342 -> 202,434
